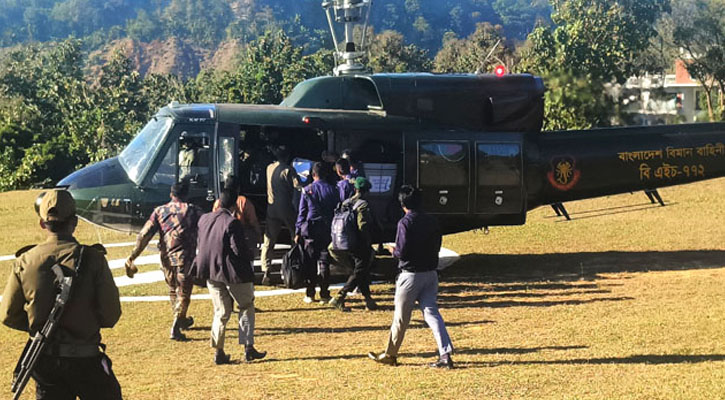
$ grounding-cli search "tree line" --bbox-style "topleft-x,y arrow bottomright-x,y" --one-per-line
1,0 -> 725,192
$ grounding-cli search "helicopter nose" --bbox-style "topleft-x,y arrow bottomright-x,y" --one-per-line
58,157 -> 129,191
57,157 -> 133,222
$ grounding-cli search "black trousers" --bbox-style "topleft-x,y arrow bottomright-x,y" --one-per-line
340,248 -> 373,298
33,354 -> 122,400
304,237 -> 331,299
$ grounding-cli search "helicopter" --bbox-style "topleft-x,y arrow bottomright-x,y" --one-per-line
57,0 -> 725,243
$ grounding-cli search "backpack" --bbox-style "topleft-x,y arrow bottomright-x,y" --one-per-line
281,244 -> 306,289
330,199 -> 364,251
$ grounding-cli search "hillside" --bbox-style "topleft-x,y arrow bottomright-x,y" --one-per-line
0,0 -> 551,77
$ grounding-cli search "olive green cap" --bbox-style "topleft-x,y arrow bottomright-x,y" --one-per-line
38,190 -> 76,222
354,177 -> 372,191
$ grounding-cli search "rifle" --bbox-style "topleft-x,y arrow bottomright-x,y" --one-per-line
11,246 -> 84,400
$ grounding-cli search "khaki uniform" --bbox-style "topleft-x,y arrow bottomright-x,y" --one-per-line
0,234 -> 123,399
261,161 -> 302,272
0,235 -> 121,342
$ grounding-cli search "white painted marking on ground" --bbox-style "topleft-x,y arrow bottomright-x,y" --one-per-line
108,254 -> 161,270
438,247 -> 460,270
0,240 -> 158,263
104,240 -> 157,249
1,239 -> 460,304
115,270 -> 165,287
119,283 -> 353,303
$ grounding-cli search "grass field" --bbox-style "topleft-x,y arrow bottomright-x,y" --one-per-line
1,180 -> 725,399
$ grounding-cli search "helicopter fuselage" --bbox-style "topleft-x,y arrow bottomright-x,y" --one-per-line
57,73 -> 725,240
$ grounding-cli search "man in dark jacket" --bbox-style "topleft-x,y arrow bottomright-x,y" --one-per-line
0,189 -> 123,399
194,189 -> 267,365
368,185 -> 454,369
295,162 -> 339,304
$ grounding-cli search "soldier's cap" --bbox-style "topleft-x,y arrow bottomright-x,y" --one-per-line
354,177 -> 372,191
37,190 -> 76,222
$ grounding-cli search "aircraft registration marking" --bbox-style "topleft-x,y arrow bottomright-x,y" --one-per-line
639,162 -> 705,181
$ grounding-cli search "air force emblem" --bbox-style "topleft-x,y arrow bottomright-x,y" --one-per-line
547,156 -> 581,191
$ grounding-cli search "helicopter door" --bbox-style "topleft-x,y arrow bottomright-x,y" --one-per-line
417,140 -> 470,214
475,142 -> 524,214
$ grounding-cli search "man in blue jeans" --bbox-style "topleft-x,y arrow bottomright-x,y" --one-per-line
368,185 -> 454,369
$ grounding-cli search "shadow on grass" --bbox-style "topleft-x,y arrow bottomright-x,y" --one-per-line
440,296 -> 634,309
256,319 -> 493,337
456,354 -> 725,368
446,250 -> 725,282
266,345 -> 588,364
543,201 -> 667,220
405,345 -> 588,360
552,202 -> 676,222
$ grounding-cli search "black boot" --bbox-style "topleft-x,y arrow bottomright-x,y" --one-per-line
169,317 -> 188,341
261,270 -> 272,286
364,297 -> 378,311
329,293 -> 348,311
214,349 -> 230,365
245,345 -> 267,362
180,316 -> 194,330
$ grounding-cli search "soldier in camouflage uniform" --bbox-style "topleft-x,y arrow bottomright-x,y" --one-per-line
0,189 -> 123,399
125,182 -> 202,341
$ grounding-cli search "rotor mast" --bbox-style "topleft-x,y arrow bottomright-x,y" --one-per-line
322,0 -> 372,76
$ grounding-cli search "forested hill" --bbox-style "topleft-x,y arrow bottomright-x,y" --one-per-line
0,0 -> 550,76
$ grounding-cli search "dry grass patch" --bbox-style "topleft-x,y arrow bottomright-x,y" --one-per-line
1,179 -> 725,398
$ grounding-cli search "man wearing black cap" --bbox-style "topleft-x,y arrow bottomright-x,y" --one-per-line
125,181 -> 203,340
0,189 -> 123,399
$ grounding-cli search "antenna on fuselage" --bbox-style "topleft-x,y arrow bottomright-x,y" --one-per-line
322,0 -> 372,76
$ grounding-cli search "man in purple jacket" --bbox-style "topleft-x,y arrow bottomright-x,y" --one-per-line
368,185 -> 454,369
194,189 -> 267,365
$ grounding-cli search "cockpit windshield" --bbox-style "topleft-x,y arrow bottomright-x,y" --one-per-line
119,116 -> 174,185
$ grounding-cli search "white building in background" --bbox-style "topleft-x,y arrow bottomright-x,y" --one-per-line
613,59 -> 706,126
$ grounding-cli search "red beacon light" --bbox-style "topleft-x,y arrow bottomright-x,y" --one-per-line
494,65 -> 506,77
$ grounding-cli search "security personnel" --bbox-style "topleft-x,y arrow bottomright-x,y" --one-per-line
295,162 -> 339,304
125,181 -> 202,341
0,189 -> 123,399
260,145 -> 302,285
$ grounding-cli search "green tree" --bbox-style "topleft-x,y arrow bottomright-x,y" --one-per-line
670,0 -> 725,121
492,0 -> 550,40
521,0 -> 671,83
367,30 -> 432,73
519,0 -> 671,130
433,22 -> 511,74
190,30 -> 333,105
126,9 -> 161,43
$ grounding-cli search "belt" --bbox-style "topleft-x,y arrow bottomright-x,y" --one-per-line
44,343 -> 102,358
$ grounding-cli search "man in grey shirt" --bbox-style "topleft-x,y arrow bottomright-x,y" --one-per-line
260,145 -> 301,284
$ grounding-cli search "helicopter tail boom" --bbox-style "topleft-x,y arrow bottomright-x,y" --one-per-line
533,123 -> 725,207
